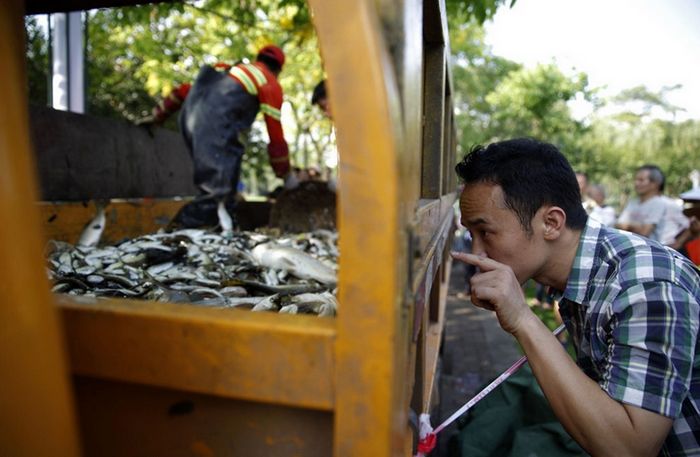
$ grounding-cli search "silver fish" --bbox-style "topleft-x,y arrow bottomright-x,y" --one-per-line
77,203 -> 107,247
279,304 -> 299,314
251,242 -> 336,285
217,200 -> 234,237
292,291 -> 338,316
251,294 -> 279,312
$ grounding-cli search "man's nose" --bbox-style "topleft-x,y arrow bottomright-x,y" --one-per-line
470,236 -> 485,256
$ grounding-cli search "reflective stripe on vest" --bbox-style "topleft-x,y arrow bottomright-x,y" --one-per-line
260,103 -> 281,120
229,66 -> 258,95
245,64 -> 267,86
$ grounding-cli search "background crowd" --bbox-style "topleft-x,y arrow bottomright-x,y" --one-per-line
575,166 -> 700,266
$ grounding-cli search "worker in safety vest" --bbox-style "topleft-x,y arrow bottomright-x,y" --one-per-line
138,45 -> 296,232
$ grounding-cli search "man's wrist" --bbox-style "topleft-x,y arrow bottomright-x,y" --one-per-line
511,309 -> 544,340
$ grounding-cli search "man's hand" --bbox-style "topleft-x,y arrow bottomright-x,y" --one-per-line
284,172 -> 300,190
451,251 -> 533,334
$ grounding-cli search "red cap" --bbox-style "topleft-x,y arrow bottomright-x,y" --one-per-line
257,45 -> 285,68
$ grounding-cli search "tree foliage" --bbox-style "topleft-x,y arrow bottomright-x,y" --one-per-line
26,1 -> 331,194
24,0 -> 700,203
25,15 -> 50,105
446,0 -> 516,24
448,16 -> 700,204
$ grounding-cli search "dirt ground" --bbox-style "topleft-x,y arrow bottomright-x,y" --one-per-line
269,181 -> 336,232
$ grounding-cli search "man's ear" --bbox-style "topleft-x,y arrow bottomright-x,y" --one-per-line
542,206 -> 566,240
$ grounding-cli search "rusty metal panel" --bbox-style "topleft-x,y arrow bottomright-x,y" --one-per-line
38,199 -> 272,244
29,105 -> 197,201
74,376 -> 332,457
423,0 -> 449,45
421,44 -> 446,199
309,0 -> 412,454
0,2 -> 81,455
38,199 -> 183,244
60,296 -> 336,411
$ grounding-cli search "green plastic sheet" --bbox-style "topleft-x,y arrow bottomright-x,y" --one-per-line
450,365 -> 588,457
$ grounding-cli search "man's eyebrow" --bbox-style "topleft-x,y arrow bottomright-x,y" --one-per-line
465,217 -> 488,226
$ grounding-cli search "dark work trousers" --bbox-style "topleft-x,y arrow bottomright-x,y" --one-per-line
172,65 -> 260,228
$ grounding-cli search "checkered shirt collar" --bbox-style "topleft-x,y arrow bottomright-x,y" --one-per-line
562,217 -> 601,306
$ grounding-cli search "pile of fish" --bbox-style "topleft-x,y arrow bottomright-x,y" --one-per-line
46,228 -> 339,317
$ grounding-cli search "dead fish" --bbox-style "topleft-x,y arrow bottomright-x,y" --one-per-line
121,253 -> 146,265
147,262 -> 174,276
190,297 -> 229,307
217,200 -> 234,237
92,287 -> 142,297
292,291 -> 338,316
86,274 -> 104,284
77,202 -> 107,247
251,243 -> 336,285
222,279 -> 326,295
219,286 -> 247,297
226,296 -> 270,308
279,304 -> 299,314
251,294 -> 280,312
75,265 -> 96,276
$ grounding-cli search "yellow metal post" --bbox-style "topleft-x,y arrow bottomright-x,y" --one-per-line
0,1 -> 81,455
309,0 -> 411,454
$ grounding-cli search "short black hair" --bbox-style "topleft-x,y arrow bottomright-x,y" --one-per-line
455,138 -> 588,232
257,54 -> 281,74
311,80 -> 327,105
637,164 -> 665,192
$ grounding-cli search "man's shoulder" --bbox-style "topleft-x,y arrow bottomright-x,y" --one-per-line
596,226 -> 677,280
622,197 -> 641,208
642,195 -> 667,209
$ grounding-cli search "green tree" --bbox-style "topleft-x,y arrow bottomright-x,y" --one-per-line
26,1 -> 330,194
25,15 -> 50,105
449,18 -> 521,152
446,0 -> 517,24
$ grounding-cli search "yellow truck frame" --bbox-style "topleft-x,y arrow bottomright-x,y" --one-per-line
0,0 -> 458,455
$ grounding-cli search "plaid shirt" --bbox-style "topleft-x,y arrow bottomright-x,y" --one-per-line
559,217 -> 700,456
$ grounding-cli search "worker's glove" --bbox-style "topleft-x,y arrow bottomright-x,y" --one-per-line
268,143 -> 290,178
284,172 -> 300,190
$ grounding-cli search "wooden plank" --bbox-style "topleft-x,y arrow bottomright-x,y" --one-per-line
59,295 -> 336,411
29,105 -> 198,201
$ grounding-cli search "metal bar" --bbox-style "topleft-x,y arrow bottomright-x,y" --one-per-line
0,2 -> 81,454
60,296 -> 337,411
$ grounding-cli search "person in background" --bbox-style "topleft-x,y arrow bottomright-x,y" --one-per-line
453,138 -> 700,456
670,188 -> 700,265
587,184 -> 616,227
137,45 -> 297,232
311,78 -> 337,192
615,164 -> 667,242
311,79 -> 332,119
659,194 -> 690,246
575,171 -> 597,214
